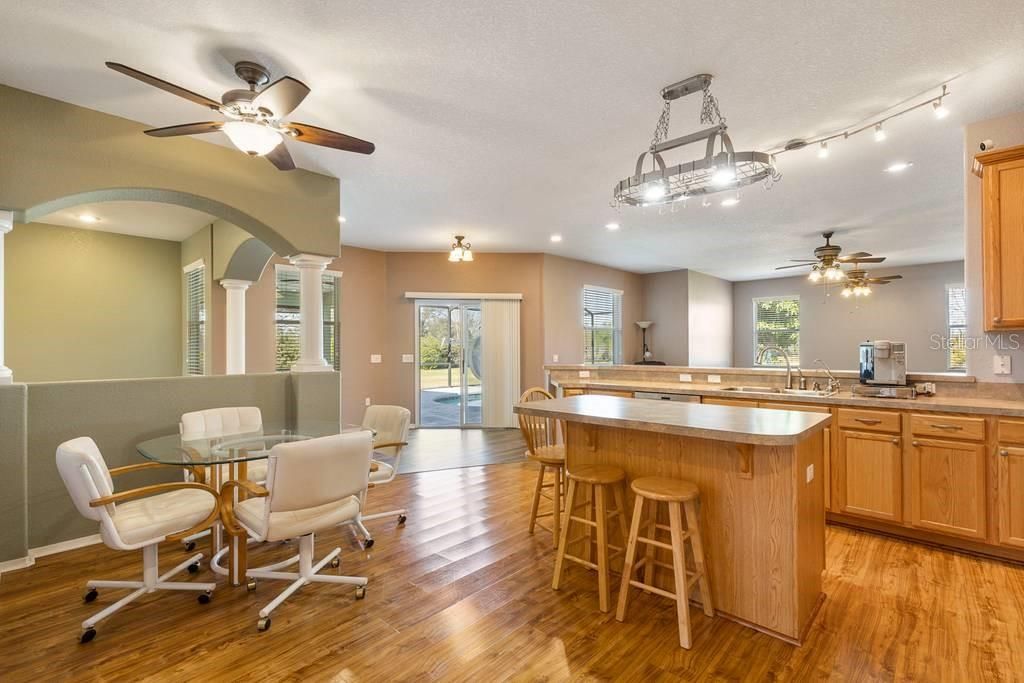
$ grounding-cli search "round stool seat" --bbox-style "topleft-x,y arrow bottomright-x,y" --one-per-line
526,444 -> 565,464
631,477 -> 700,502
568,464 -> 625,485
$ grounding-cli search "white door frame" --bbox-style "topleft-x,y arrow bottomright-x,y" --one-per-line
413,299 -> 482,429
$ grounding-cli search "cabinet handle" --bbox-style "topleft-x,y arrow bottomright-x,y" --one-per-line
1001,449 -> 1010,457
892,438 -> 900,444
930,423 -> 963,431
856,418 -> 882,425
995,316 -> 1003,323
912,440 -> 919,446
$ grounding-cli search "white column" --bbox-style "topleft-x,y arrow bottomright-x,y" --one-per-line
220,279 -> 252,375
289,254 -> 333,372
0,211 -> 12,384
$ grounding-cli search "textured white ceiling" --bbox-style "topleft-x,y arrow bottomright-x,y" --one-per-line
35,201 -> 214,242
2,1 -> 1024,279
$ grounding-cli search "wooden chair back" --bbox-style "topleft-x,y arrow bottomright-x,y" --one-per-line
518,387 -> 562,455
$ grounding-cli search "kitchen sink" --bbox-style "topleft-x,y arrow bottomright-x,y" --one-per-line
722,386 -> 781,394
722,386 -> 837,398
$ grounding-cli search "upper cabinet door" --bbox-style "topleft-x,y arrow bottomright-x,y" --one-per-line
976,145 -> 1024,331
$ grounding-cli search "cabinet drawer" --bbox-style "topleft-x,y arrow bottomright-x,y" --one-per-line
562,388 -> 585,397
837,408 -> 901,433
703,397 -> 756,407
588,390 -> 634,398
759,401 -> 831,414
998,419 -> 1024,445
910,414 -> 986,441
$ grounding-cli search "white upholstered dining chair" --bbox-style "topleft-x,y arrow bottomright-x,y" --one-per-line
178,406 -> 265,551
56,437 -> 220,643
220,431 -> 372,632
350,405 -> 411,549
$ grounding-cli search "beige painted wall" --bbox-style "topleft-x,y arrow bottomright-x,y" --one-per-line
641,269 -> 689,364
687,270 -> 734,367
7,222 -> 181,381
542,254 -> 645,365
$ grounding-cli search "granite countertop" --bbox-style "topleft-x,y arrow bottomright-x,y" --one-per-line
552,378 -> 1024,417
513,394 -> 831,446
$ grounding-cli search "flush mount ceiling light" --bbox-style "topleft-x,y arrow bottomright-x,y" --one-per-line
605,222 -> 620,231
449,235 -> 473,262
613,74 -> 779,208
884,161 -> 914,173
550,234 -> 563,243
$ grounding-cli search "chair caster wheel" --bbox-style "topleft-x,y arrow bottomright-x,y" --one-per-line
83,589 -> 98,604
355,585 -> 367,600
187,562 -> 200,574
247,579 -> 257,592
362,538 -> 374,550
398,514 -> 407,526
198,591 -> 212,604
257,617 -> 272,632
330,557 -> 340,569
79,628 -> 97,644
184,541 -> 197,552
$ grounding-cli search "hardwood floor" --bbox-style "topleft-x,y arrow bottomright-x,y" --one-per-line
3,458 -> 1024,681
397,427 -> 527,473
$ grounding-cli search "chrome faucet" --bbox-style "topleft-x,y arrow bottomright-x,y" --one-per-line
756,345 -> 805,389
814,359 -> 841,394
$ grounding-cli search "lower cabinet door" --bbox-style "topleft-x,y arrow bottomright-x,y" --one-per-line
998,445 -> 1024,548
837,429 -> 902,522
909,438 -> 987,539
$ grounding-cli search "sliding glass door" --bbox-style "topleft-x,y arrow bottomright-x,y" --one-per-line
417,300 -> 483,427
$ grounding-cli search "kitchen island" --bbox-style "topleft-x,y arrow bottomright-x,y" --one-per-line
514,394 -> 831,644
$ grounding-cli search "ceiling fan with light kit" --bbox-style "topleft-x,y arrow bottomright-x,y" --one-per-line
839,258 -> 903,298
774,231 -> 885,283
105,60 -> 375,170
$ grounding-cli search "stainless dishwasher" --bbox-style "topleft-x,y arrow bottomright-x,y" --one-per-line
633,391 -> 701,403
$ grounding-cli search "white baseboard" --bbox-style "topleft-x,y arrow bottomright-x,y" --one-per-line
0,533 -> 102,577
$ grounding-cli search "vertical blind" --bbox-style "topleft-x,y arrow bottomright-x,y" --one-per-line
582,286 -> 622,365
753,296 -> 800,366
184,264 -> 205,375
947,286 -> 967,371
275,268 -> 340,371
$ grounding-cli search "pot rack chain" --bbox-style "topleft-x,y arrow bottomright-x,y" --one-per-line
700,83 -> 726,127
649,100 -> 672,150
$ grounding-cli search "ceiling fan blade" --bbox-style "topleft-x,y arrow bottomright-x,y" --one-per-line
106,62 -> 221,110
872,275 -> 903,281
867,279 -> 893,285
287,122 -> 375,155
847,257 -> 887,264
775,263 -> 813,270
253,77 -> 311,119
144,121 -> 225,137
788,259 -> 819,263
266,143 -> 296,171
838,252 -> 874,261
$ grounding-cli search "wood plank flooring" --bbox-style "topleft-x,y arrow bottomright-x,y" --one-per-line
3,446 -> 1024,680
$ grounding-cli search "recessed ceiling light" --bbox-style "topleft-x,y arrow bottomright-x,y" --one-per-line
720,197 -> 740,207
78,214 -> 100,223
605,222 -> 620,231
884,161 -> 913,173
337,215 -> 347,223
550,234 -> 563,243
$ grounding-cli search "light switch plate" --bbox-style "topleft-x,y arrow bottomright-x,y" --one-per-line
370,354 -> 382,364
553,354 -> 559,363
402,354 -> 414,363
994,354 -> 1012,375
365,397 -> 371,406
708,374 -> 722,383
579,370 -> 591,378
679,373 -> 692,382
806,464 -> 814,483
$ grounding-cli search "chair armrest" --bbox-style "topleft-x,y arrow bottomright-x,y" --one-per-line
219,479 -> 269,537
369,462 -> 380,473
109,460 -> 206,485
373,441 -> 408,450
89,482 -> 221,542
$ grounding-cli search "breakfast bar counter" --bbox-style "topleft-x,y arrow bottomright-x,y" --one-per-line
514,394 -> 831,644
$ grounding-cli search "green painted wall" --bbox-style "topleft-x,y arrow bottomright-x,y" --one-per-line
7,222 -> 182,382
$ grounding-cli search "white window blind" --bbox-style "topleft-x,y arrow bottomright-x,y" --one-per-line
275,268 -> 340,371
753,296 -> 800,366
583,286 -> 622,365
184,264 -> 206,375
947,285 -> 967,371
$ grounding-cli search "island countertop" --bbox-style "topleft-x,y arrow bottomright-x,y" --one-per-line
513,394 -> 831,446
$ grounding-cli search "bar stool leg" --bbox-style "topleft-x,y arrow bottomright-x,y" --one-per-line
668,502 -> 693,649
594,484 -> 610,612
552,477 -> 577,590
550,465 -> 561,547
615,494 -> 646,622
528,463 -> 545,535
612,483 -> 630,554
684,499 -> 714,617
642,504 -> 657,586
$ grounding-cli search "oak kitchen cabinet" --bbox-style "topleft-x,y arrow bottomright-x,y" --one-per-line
836,428 -> 903,522
908,438 -> 987,539
758,402 -> 832,510
997,419 -> 1024,549
973,143 -> 1024,331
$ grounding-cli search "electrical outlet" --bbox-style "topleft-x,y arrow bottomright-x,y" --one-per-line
402,354 -> 414,363
678,373 -> 692,382
370,354 -> 382,364
552,354 -> 559,363
806,464 -> 814,483
365,397 -> 371,406
708,374 -> 722,384
579,370 -> 591,378
994,354 -> 1012,375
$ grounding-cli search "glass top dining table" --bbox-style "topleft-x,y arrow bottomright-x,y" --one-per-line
136,421 -> 375,465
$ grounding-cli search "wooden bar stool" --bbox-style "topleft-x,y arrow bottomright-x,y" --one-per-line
616,477 -> 713,649
518,388 -> 566,546
552,464 -> 630,612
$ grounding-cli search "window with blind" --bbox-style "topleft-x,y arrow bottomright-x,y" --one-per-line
275,268 -> 340,371
184,263 -> 206,375
753,296 -> 800,366
947,285 -> 967,371
582,286 -> 622,365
